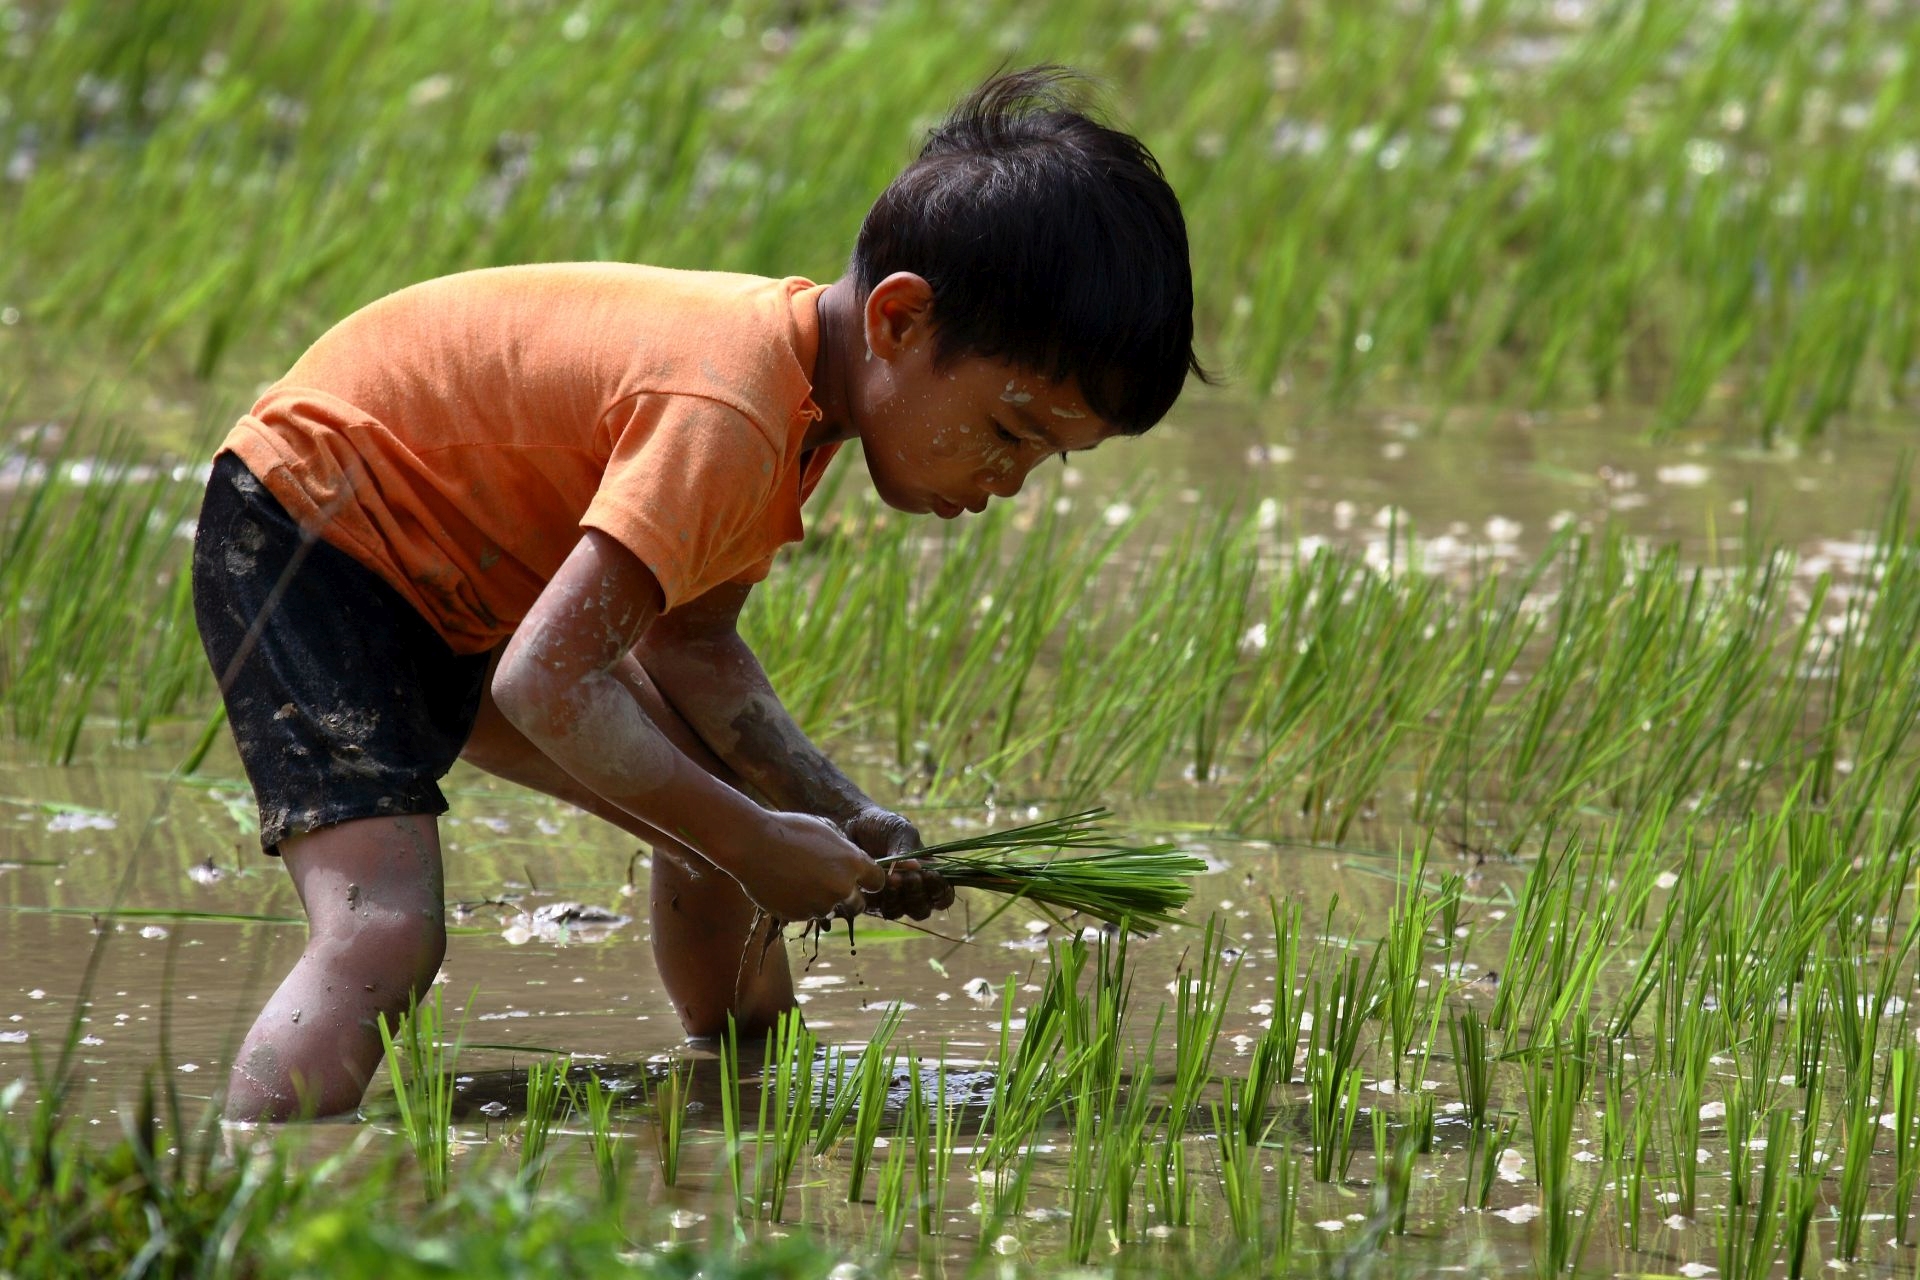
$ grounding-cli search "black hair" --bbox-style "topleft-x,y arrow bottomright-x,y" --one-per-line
851,66 -> 1207,435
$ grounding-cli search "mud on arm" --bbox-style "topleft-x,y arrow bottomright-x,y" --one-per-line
638,581 -> 953,919
491,533 -> 880,923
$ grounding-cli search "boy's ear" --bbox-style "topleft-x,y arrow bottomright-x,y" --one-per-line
863,272 -> 936,361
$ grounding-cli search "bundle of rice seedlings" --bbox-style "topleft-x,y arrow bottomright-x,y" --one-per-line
886,808 -> 1205,931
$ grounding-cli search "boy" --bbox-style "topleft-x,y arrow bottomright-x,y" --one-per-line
192,66 -> 1201,1121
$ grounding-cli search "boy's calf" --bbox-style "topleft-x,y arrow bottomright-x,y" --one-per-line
225,814 -> 448,1121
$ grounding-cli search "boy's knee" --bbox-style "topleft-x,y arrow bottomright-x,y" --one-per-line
314,901 -> 447,996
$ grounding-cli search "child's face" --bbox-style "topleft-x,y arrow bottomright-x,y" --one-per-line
852,278 -> 1119,519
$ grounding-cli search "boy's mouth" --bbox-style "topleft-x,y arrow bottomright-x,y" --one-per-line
930,496 -> 964,519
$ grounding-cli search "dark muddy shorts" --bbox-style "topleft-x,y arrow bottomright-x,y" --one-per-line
191,452 -> 491,852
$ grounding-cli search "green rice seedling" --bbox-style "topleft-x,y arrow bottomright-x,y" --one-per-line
1435,870 -> 1470,969
974,971 -> 1077,1173
883,808 -> 1205,930
1448,1007 -> 1493,1131
1170,918 -> 1241,1136
846,1035 -> 899,1204
1889,1046 -> 1920,1245
1066,950 -> 1154,1260
816,1003 -> 905,1158
1064,1073 -> 1104,1265
579,1071 -> 626,1207
516,1054 -> 570,1192
907,1052 -> 958,1242
1306,947 -> 1380,1182
1792,971 -> 1829,1109
870,1113 -> 913,1259
1241,900 -> 1309,1143
716,1018 -> 748,1217
1664,1003 -> 1713,1220
1273,1140 -> 1300,1269
1100,1047 -> 1157,1248
376,985 -> 466,1201
1488,851 -> 1557,1036
639,1058 -> 690,1188
1524,1040 -> 1593,1275
761,1006 -> 818,1222
1073,927 -> 1134,1105
1380,843 -> 1438,1086
1466,1114 -> 1519,1212
1369,1108 -> 1416,1236
1212,1079 -> 1265,1245
1148,1126 -> 1193,1234
1784,1109 -> 1823,1280
0,430 -> 212,757
974,1149 -> 1044,1261
1834,1065 -> 1880,1262
1600,1062 -> 1638,1251
1717,1106 -> 1791,1280
1409,1090 -> 1435,1155
1732,990 -> 1785,1126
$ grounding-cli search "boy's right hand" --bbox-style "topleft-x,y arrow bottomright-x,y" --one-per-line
740,811 -> 887,922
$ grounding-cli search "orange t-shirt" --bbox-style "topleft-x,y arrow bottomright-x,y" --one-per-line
221,264 -> 841,655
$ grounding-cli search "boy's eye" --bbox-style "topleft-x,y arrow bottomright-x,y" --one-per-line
990,419 -> 1021,445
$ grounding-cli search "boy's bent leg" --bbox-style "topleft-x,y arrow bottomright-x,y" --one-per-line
460,652 -> 795,1036
225,814 -> 447,1122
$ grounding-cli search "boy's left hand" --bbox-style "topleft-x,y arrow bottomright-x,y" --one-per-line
841,806 -> 954,921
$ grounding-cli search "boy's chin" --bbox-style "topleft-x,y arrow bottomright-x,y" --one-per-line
868,478 -> 936,517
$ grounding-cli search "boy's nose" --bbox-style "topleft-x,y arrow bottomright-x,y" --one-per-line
975,462 -> 1028,499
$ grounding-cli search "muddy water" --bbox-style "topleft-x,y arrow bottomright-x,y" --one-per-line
0,722 -> 1551,1267
4,399 -> 1918,1271
0,719 -> 1430,1106
1079,397 -> 1916,571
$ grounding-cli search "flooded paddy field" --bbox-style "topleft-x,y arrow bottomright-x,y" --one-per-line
9,0 -> 1920,1273
9,398 -> 1920,1276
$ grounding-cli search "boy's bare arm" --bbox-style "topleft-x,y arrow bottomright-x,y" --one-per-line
492,532 -> 884,923
639,581 -> 953,919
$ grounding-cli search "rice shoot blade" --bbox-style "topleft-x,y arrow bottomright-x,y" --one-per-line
879,808 -> 1205,930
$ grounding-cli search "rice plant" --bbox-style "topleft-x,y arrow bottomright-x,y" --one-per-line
1719,1108 -> 1791,1280
1306,947 -> 1380,1182
1448,1007 -> 1493,1131
639,1057 -> 689,1188
1369,1108 -> 1416,1236
578,1071 -> 625,1207
1240,899 -> 1308,1143
1380,844 -> 1439,1085
846,1029 -> 899,1204
1212,1078 -> 1266,1244
517,1054 -> 570,1192
870,1114 -> 913,1258
908,1052 -> 957,1241
1466,1115 -> 1520,1213
1890,1046 -> 1920,1246
1157,918 -> 1241,1224
1663,1003 -> 1713,1220
1524,1039 -> 1594,1275
376,986 -> 464,1201
760,1007 -> 818,1222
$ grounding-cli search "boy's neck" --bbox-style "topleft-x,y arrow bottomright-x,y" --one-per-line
806,278 -> 862,452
